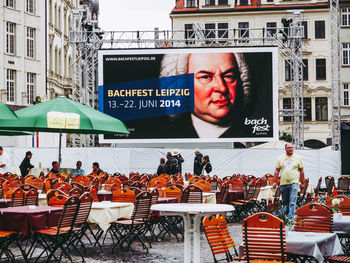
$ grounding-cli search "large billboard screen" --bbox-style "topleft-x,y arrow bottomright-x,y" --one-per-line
98,47 -> 278,143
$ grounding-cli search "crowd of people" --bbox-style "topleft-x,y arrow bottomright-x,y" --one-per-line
156,149 -> 212,176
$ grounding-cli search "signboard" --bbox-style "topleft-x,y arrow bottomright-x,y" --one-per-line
98,47 -> 278,143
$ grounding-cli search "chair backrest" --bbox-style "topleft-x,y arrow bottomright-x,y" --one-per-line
150,187 -> 159,205
203,214 -> 236,262
327,195 -> 350,215
74,175 -> 91,187
325,176 -> 335,194
131,191 -> 152,223
69,187 -> 82,197
71,182 -> 85,193
20,184 -> 38,192
243,212 -> 287,262
163,186 -> 181,203
25,176 -> 44,191
194,180 -> 211,193
314,177 -> 322,195
104,177 -> 122,191
88,185 -> 99,202
48,194 -> 69,207
129,187 -> 142,196
25,188 -> 39,206
112,188 -> 135,203
56,196 -> 80,235
10,187 -> 25,207
53,182 -> 73,193
294,203 -> 333,233
181,185 -> 203,203
338,176 -> 350,191
74,192 -> 93,225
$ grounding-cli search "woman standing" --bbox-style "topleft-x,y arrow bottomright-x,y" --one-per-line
202,155 -> 212,175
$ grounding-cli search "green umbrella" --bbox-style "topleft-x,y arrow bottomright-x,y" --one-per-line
0,97 -> 129,163
0,103 -> 18,120
0,130 -> 34,136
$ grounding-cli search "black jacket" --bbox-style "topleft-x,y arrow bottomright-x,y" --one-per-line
202,162 -> 212,174
194,153 -> 203,175
19,157 -> 34,177
157,164 -> 167,175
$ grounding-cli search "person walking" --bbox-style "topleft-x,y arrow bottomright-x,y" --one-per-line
0,147 -> 10,174
193,150 -> 203,176
201,155 -> 212,175
19,151 -> 34,177
272,143 -> 305,220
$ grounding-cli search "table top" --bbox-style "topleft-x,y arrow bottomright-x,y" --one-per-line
287,231 -> 337,243
0,199 -> 10,203
157,197 -> 178,203
91,201 -> 133,209
97,190 -> 112,195
0,205 -> 62,215
151,203 -> 234,213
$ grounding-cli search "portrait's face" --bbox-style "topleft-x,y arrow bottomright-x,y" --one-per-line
76,161 -> 82,169
187,53 -> 239,124
285,143 -> 294,156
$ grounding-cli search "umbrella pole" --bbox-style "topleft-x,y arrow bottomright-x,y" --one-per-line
58,132 -> 62,166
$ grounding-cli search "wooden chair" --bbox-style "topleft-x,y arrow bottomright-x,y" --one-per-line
242,212 -> 293,263
109,191 -> 153,252
104,177 -> 122,191
88,185 -> 99,202
203,214 -> 237,263
194,180 -> 211,193
9,187 -> 25,207
69,188 -> 82,197
47,189 -> 69,207
338,176 -> 350,195
32,196 -> 80,262
325,176 -> 335,196
24,188 -> 39,206
181,185 -> 203,203
294,203 -> 333,233
25,176 -> 44,191
217,182 -> 229,204
163,186 -> 181,203
20,184 -> 38,192
53,182 -> 73,193
112,188 -> 135,203
74,175 -> 91,188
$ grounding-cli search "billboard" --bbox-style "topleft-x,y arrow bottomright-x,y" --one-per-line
98,47 -> 278,143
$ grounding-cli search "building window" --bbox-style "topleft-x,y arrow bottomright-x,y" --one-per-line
316,58 -> 326,80
342,8 -> 350,27
315,20 -> 325,39
26,27 -> 35,58
205,0 -> 215,5
218,23 -> 228,41
5,0 -> 15,8
26,73 -> 35,104
6,69 -> 15,103
285,59 -> 308,81
205,23 -> 215,43
26,0 -> 34,14
302,21 -> 308,39
238,22 -> 249,39
315,97 -> 328,121
266,22 -> 277,38
218,0 -> 228,4
6,22 -> 15,55
304,98 -> 311,121
184,24 -> 194,45
344,83 -> 349,106
343,43 -> 350,66
186,0 -> 196,7
303,59 -> 308,81
283,98 -> 291,122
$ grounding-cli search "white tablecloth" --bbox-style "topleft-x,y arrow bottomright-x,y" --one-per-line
334,215 -> 350,233
88,201 -> 134,232
287,231 -> 343,262
38,193 -> 47,206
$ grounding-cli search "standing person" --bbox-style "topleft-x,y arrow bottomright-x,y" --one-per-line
165,152 -> 172,175
201,155 -> 212,175
157,158 -> 166,176
168,149 -> 184,175
71,161 -> 85,175
50,161 -> 60,174
272,143 -> 305,220
193,149 -> 203,175
19,151 -> 34,177
0,147 -> 10,174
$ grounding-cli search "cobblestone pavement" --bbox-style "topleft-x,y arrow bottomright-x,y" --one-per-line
10,222 -> 242,262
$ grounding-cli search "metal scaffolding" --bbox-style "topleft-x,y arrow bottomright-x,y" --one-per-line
69,10 -> 337,150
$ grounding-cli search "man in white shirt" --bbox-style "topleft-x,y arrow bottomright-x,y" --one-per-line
0,146 -> 10,174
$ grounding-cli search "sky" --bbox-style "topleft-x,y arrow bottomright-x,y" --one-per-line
98,0 -> 175,31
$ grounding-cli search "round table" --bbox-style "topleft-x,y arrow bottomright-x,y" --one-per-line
151,203 -> 234,263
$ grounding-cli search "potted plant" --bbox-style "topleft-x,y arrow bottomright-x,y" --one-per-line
332,198 -> 342,220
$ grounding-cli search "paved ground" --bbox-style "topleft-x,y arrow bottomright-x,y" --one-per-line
10,222 -> 242,262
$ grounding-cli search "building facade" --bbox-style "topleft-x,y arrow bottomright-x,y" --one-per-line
1,0 -> 46,106
170,0 -> 333,147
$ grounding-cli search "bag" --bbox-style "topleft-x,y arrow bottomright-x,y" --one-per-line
169,157 -> 179,174
204,162 -> 212,174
